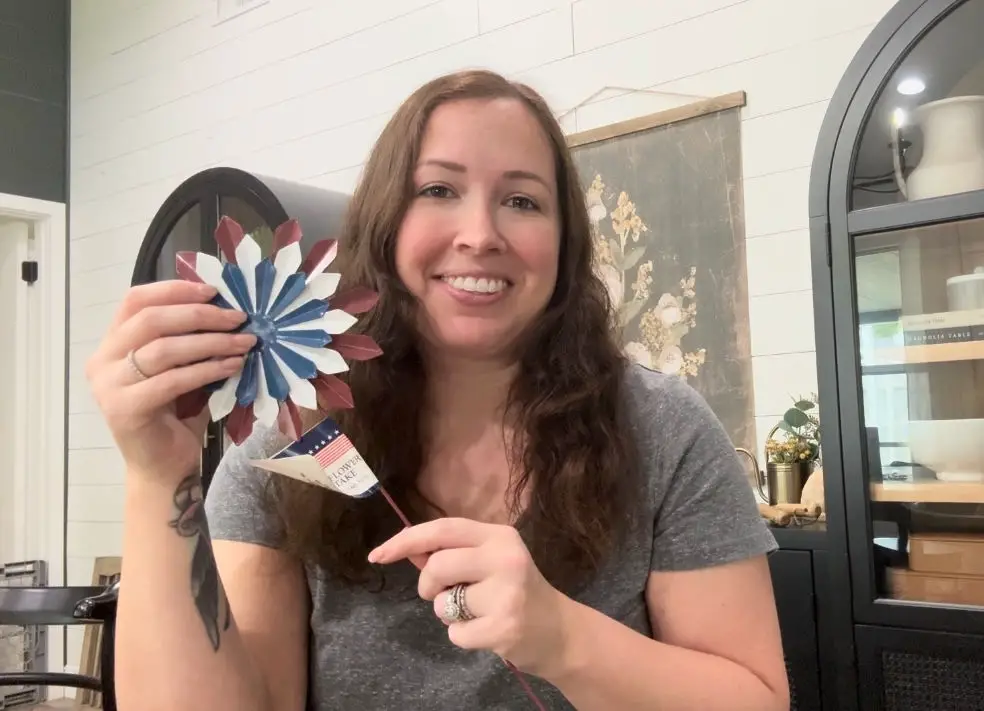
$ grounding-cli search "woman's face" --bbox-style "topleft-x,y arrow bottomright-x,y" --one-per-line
395,97 -> 561,362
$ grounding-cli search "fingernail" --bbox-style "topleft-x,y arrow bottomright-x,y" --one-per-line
234,334 -> 257,347
197,283 -> 217,296
367,548 -> 382,563
223,356 -> 245,371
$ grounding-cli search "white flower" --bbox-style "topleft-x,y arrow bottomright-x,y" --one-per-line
655,293 -> 683,327
655,345 -> 684,375
624,341 -> 653,369
596,263 -> 623,310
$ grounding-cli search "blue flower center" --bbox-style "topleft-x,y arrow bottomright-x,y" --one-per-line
242,312 -> 277,350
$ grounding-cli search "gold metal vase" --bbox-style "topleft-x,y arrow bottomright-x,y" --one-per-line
764,461 -> 813,506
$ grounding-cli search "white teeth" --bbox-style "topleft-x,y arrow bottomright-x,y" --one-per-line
442,276 -> 509,294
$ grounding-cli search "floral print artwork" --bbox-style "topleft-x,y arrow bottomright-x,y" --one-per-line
587,175 -> 706,380
570,105 -> 754,451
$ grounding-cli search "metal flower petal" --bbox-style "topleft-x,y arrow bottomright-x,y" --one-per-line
176,217 -> 382,443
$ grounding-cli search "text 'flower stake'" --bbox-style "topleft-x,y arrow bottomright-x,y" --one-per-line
175,216 -> 382,445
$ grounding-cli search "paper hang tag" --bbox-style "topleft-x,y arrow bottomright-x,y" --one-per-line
250,416 -> 379,498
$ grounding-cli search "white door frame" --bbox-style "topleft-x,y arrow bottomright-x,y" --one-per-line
0,192 -> 66,598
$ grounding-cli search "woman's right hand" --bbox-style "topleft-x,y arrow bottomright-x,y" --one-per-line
86,280 -> 256,482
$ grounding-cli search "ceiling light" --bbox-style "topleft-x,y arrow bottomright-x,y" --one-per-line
897,77 -> 926,95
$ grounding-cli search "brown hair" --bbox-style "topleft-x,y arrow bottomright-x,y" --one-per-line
272,69 -> 641,590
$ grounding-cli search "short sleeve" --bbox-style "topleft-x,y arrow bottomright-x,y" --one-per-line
627,367 -> 777,572
204,425 -> 288,549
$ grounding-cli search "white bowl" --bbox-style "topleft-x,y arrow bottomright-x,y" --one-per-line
907,419 -> 984,481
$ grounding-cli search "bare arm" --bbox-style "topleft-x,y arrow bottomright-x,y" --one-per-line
115,470 -> 308,711
545,556 -> 789,711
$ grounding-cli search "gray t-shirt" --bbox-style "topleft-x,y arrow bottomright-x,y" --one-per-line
205,364 -> 776,710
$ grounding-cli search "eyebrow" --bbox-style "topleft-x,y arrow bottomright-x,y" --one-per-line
418,159 -> 551,190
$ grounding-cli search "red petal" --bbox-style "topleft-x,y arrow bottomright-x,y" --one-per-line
313,374 -> 354,410
331,287 -> 379,315
225,403 -> 255,445
215,216 -> 245,264
277,398 -> 303,441
271,219 -> 302,258
175,251 -> 204,283
331,334 -> 383,361
300,239 -> 338,276
175,390 -> 208,419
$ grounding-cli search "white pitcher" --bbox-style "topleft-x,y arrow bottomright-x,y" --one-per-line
894,95 -> 984,201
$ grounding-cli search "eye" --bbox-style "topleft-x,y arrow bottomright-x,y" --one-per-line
505,195 -> 539,211
418,184 -> 455,199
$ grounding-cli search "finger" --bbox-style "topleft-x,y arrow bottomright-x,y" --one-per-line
418,548 -> 487,600
130,332 -> 256,379
111,303 -> 247,359
433,579 -> 496,621
122,355 -> 245,412
447,616 -> 500,651
368,518 -> 494,564
111,281 -> 217,330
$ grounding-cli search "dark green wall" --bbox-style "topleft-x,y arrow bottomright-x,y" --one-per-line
0,0 -> 67,203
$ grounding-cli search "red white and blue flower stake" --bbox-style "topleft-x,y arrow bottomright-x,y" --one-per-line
174,216 -> 382,444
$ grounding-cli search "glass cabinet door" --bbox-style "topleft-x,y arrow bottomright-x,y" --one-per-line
847,0 -> 984,616
857,218 -> 984,610
851,0 -> 984,211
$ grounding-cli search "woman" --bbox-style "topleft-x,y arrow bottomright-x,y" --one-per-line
87,69 -> 788,710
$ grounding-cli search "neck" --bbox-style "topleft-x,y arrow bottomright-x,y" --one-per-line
423,355 -> 519,422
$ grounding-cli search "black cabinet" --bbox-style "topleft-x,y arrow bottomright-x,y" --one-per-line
769,551 -> 822,711
857,625 -> 984,710
799,0 -> 984,707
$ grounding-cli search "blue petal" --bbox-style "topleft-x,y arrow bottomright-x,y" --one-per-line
254,259 -> 276,315
276,329 -> 332,348
275,298 -> 329,329
235,351 -> 260,406
208,293 -> 235,311
267,273 -> 307,319
260,348 -> 290,402
222,263 -> 254,313
271,342 -> 318,379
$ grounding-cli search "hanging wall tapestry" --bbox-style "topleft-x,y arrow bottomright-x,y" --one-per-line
568,92 -> 756,452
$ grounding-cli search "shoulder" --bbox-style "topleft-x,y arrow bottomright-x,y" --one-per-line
620,363 -> 730,470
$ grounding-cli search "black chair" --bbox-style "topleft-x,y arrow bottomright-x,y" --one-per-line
0,582 -> 118,711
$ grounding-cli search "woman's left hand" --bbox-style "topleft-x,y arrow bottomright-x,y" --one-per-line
368,517 -> 572,678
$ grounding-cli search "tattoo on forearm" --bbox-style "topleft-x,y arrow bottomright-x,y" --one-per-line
168,473 -> 231,652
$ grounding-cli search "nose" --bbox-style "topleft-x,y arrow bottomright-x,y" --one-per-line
452,198 -> 506,253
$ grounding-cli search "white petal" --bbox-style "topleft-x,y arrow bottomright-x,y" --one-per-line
194,253 -> 241,312
280,309 -> 357,335
300,272 -> 341,302
270,349 -> 319,410
253,358 -> 279,426
280,343 -> 349,376
235,235 -> 263,312
208,373 -> 241,421
268,242 -> 302,315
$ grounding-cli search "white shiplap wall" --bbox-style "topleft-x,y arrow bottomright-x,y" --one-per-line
66,0 -> 896,656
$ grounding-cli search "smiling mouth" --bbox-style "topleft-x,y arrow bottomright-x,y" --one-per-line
439,275 -> 512,294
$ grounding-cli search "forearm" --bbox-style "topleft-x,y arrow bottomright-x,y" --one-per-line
116,471 -> 270,711
544,598 -> 788,711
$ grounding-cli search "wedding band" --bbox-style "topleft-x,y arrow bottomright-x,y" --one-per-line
126,349 -> 149,381
443,583 -> 475,623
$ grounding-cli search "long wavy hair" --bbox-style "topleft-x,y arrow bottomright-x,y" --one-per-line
271,69 -> 641,590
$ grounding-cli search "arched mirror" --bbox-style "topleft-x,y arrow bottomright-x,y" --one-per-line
132,167 -> 350,491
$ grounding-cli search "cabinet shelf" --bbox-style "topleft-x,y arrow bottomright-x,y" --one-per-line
869,341 -> 984,366
871,481 -> 984,504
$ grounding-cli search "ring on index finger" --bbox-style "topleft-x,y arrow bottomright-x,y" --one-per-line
126,348 -> 150,381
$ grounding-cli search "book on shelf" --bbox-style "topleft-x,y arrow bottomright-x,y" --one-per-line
901,309 -> 984,346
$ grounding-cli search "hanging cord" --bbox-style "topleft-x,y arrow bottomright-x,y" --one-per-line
377,486 -> 548,710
